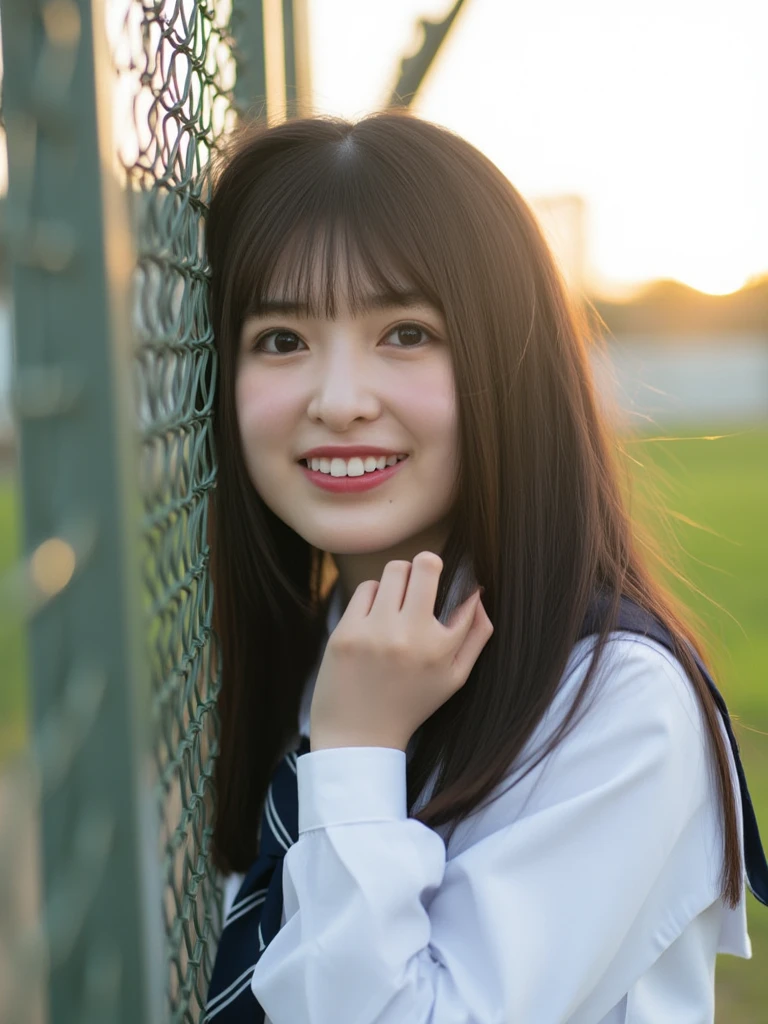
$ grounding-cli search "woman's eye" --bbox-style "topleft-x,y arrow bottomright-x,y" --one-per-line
252,330 -> 305,355
385,322 -> 433,348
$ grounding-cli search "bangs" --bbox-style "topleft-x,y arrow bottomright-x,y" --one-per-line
253,223 -> 437,321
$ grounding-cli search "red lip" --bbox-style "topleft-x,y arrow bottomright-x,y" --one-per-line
299,456 -> 408,493
297,445 -> 407,461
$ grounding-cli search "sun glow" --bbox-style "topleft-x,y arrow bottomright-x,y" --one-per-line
673,270 -> 752,297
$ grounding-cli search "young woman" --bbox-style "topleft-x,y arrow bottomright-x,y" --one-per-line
202,110 -> 766,1023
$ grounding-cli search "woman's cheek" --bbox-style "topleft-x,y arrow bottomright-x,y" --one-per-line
399,362 -> 457,448
236,372 -> 295,438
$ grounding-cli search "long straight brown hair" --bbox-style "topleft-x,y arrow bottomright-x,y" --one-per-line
204,110 -> 742,908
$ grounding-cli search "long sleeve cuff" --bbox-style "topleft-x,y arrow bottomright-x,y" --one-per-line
297,746 -> 408,832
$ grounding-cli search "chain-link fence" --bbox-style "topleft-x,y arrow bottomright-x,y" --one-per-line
0,1 -> 310,1021
111,6 -> 315,1009
110,1 -> 237,1018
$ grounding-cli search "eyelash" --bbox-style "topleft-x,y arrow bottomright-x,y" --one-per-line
250,321 -> 436,355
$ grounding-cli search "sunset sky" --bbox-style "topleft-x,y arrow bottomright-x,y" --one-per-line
305,0 -> 768,299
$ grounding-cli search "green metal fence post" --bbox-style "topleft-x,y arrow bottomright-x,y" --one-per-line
0,0 -> 164,1021
231,0 -> 269,121
230,0 -> 312,122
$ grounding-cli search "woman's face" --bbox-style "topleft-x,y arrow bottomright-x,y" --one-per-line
234,255 -> 459,572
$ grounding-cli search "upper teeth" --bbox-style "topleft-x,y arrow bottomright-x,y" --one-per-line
304,454 -> 408,476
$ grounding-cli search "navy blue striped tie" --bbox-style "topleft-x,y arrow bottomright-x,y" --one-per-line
205,734 -> 311,1022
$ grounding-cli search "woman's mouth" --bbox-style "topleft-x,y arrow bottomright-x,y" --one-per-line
298,454 -> 409,493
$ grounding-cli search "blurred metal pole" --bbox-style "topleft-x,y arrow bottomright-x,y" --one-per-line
231,0 -> 268,120
387,0 -> 468,109
231,0 -> 312,122
0,0 -> 162,1022
283,0 -> 313,118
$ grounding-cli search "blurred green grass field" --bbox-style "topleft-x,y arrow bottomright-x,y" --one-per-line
625,425 -> 768,1021
0,424 -> 766,1019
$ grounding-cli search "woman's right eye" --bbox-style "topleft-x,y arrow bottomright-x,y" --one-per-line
251,330 -> 305,355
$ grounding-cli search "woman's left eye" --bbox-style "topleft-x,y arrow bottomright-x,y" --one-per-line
385,323 -> 433,348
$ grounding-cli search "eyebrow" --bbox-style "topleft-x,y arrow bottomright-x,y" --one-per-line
245,289 -> 438,319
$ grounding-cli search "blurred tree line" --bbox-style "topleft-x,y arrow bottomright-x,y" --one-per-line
589,275 -> 768,337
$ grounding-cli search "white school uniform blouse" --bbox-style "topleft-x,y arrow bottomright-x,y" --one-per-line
220,582 -> 751,1023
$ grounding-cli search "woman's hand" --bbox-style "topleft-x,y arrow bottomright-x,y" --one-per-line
309,552 -> 494,752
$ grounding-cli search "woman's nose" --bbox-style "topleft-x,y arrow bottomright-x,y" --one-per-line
308,350 -> 380,426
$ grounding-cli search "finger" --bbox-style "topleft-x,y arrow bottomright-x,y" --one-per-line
344,579 -> 379,620
401,551 -> 443,620
369,559 -> 411,617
